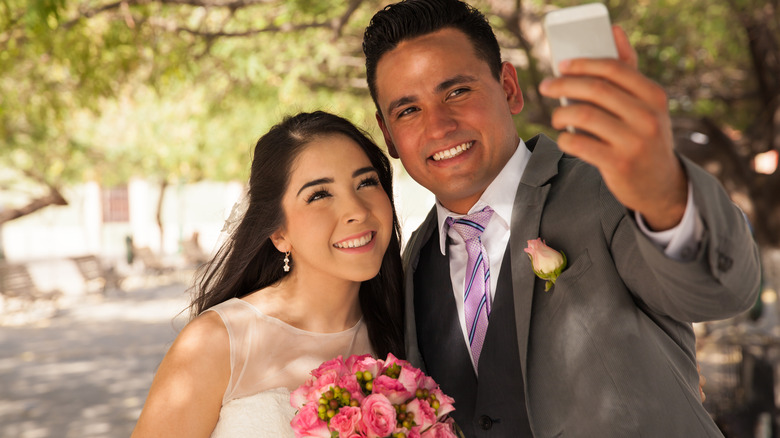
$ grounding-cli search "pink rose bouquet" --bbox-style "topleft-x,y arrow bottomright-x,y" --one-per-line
290,353 -> 460,438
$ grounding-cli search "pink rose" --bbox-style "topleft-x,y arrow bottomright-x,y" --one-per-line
360,393 -> 397,438
290,403 -> 330,438
381,352 -> 411,372
406,398 -> 437,431
416,374 -> 437,392
430,388 -> 455,418
311,355 -> 349,379
347,354 -> 381,377
524,238 -> 567,291
330,406 -> 363,437
394,425 -> 422,438
420,421 -> 459,438
306,373 -> 339,404
338,373 -> 366,402
290,380 -> 313,408
397,364 -> 424,393
372,374 -> 414,404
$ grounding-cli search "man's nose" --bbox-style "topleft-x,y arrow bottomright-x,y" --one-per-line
425,104 -> 457,139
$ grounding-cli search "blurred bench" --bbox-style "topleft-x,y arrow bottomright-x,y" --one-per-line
0,262 -> 62,304
133,246 -> 176,276
71,255 -> 124,294
181,236 -> 209,268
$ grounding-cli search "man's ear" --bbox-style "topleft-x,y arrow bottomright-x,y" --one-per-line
500,62 -> 524,115
376,111 -> 399,159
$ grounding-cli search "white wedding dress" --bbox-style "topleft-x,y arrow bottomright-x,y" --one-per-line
205,298 -> 373,437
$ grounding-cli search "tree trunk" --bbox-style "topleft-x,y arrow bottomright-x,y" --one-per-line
156,179 -> 169,253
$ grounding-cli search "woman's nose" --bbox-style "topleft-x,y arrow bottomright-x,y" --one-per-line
343,194 -> 371,224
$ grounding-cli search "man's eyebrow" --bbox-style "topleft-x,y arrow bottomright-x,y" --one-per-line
435,74 -> 477,94
387,96 -> 416,116
296,177 -> 333,196
386,74 -> 479,115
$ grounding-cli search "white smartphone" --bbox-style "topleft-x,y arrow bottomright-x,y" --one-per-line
543,3 -> 618,110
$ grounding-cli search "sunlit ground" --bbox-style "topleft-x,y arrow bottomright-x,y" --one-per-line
2,251 -> 779,438
0,276 -> 190,438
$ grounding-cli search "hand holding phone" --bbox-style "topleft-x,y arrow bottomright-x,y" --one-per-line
543,3 -> 618,109
539,5 -> 689,231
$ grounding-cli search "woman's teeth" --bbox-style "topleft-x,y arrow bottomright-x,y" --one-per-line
432,141 -> 473,161
334,233 -> 373,249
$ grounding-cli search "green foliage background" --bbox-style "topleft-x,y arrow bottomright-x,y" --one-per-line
1,0 -> 776,217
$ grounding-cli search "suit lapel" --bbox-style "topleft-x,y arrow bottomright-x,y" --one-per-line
403,207 -> 438,369
509,134 -> 562,381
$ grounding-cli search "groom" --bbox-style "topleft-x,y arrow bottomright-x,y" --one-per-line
363,0 -> 760,436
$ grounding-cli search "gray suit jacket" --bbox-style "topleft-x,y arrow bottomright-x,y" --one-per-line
402,134 -> 761,437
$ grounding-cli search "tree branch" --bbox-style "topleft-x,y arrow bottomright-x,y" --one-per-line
0,184 -> 67,225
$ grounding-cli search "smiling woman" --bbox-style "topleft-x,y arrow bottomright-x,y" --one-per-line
273,133 -> 394,286
130,111 -> 404,438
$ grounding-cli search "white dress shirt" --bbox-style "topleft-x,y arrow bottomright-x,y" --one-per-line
434,139 -> 703,369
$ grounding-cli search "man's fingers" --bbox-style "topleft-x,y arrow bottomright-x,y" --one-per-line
555,59 -> 668,112
612,25 -> 637,69
555,130 -> 615,169
551,102 -> 637,144
542,76 -> 662,138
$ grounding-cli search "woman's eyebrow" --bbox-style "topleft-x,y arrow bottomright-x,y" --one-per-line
353,166 -> 377,178
296,177 -> 333,196
295,167 -> 377,196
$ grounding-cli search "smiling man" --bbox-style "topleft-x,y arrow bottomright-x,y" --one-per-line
363,0 -> 760,436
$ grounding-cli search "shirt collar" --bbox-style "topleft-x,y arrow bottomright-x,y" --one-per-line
435,138 -> 531,254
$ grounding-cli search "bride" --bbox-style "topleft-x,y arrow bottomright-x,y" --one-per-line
131,111 -> 405,437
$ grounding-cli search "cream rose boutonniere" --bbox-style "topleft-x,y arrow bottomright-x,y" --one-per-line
524,238 -> 567,291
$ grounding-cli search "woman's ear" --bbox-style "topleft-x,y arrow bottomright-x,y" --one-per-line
270,228 -> 290,253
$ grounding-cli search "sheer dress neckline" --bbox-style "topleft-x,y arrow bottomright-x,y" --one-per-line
207,298 -> 373,407
233,298 -> 365,336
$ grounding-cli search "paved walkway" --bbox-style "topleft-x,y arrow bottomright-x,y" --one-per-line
0,280 -> 190,438
2,251 -> 779,438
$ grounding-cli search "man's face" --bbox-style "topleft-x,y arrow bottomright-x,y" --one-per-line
374,27 -> 524,214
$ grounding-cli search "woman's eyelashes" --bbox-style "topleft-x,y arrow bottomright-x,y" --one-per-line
305,188 -> 331,204
358,175 -> 380,189
304,175 -> 380,204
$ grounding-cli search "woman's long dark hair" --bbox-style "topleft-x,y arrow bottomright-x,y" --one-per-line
189,111 -> 404,358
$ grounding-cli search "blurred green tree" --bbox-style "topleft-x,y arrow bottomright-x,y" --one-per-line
1,0 -> 778,248
0,0 -> 383,247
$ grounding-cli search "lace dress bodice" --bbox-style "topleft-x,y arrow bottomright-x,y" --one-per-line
206,298 -> 373,437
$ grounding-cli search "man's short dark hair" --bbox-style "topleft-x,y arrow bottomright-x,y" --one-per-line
363,0 -> 503,114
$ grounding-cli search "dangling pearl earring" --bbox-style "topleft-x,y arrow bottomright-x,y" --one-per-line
283,251 -> 290,272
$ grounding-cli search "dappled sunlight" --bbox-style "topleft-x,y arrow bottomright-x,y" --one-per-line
0,283 -> 190,438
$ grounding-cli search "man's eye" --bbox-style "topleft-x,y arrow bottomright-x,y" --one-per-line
306,190 -> 330,204
450,87 -> 470,97
397,107 -> 417,118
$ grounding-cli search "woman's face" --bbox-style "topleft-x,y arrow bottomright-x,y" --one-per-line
273,133 -> 394,284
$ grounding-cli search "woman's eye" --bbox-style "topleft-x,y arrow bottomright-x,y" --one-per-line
358,176 -> 380,189
306,190 -> 331,204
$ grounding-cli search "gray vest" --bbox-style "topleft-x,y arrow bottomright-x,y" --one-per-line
414,229 -> 533,437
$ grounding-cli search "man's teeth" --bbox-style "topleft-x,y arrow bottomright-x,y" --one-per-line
432,142 -> 473,161
334,233 -> 373,249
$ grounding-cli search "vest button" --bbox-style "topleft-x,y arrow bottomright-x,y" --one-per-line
478,415 -> 493,430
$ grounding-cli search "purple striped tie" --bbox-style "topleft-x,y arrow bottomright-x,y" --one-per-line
447,206 -> 494,368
